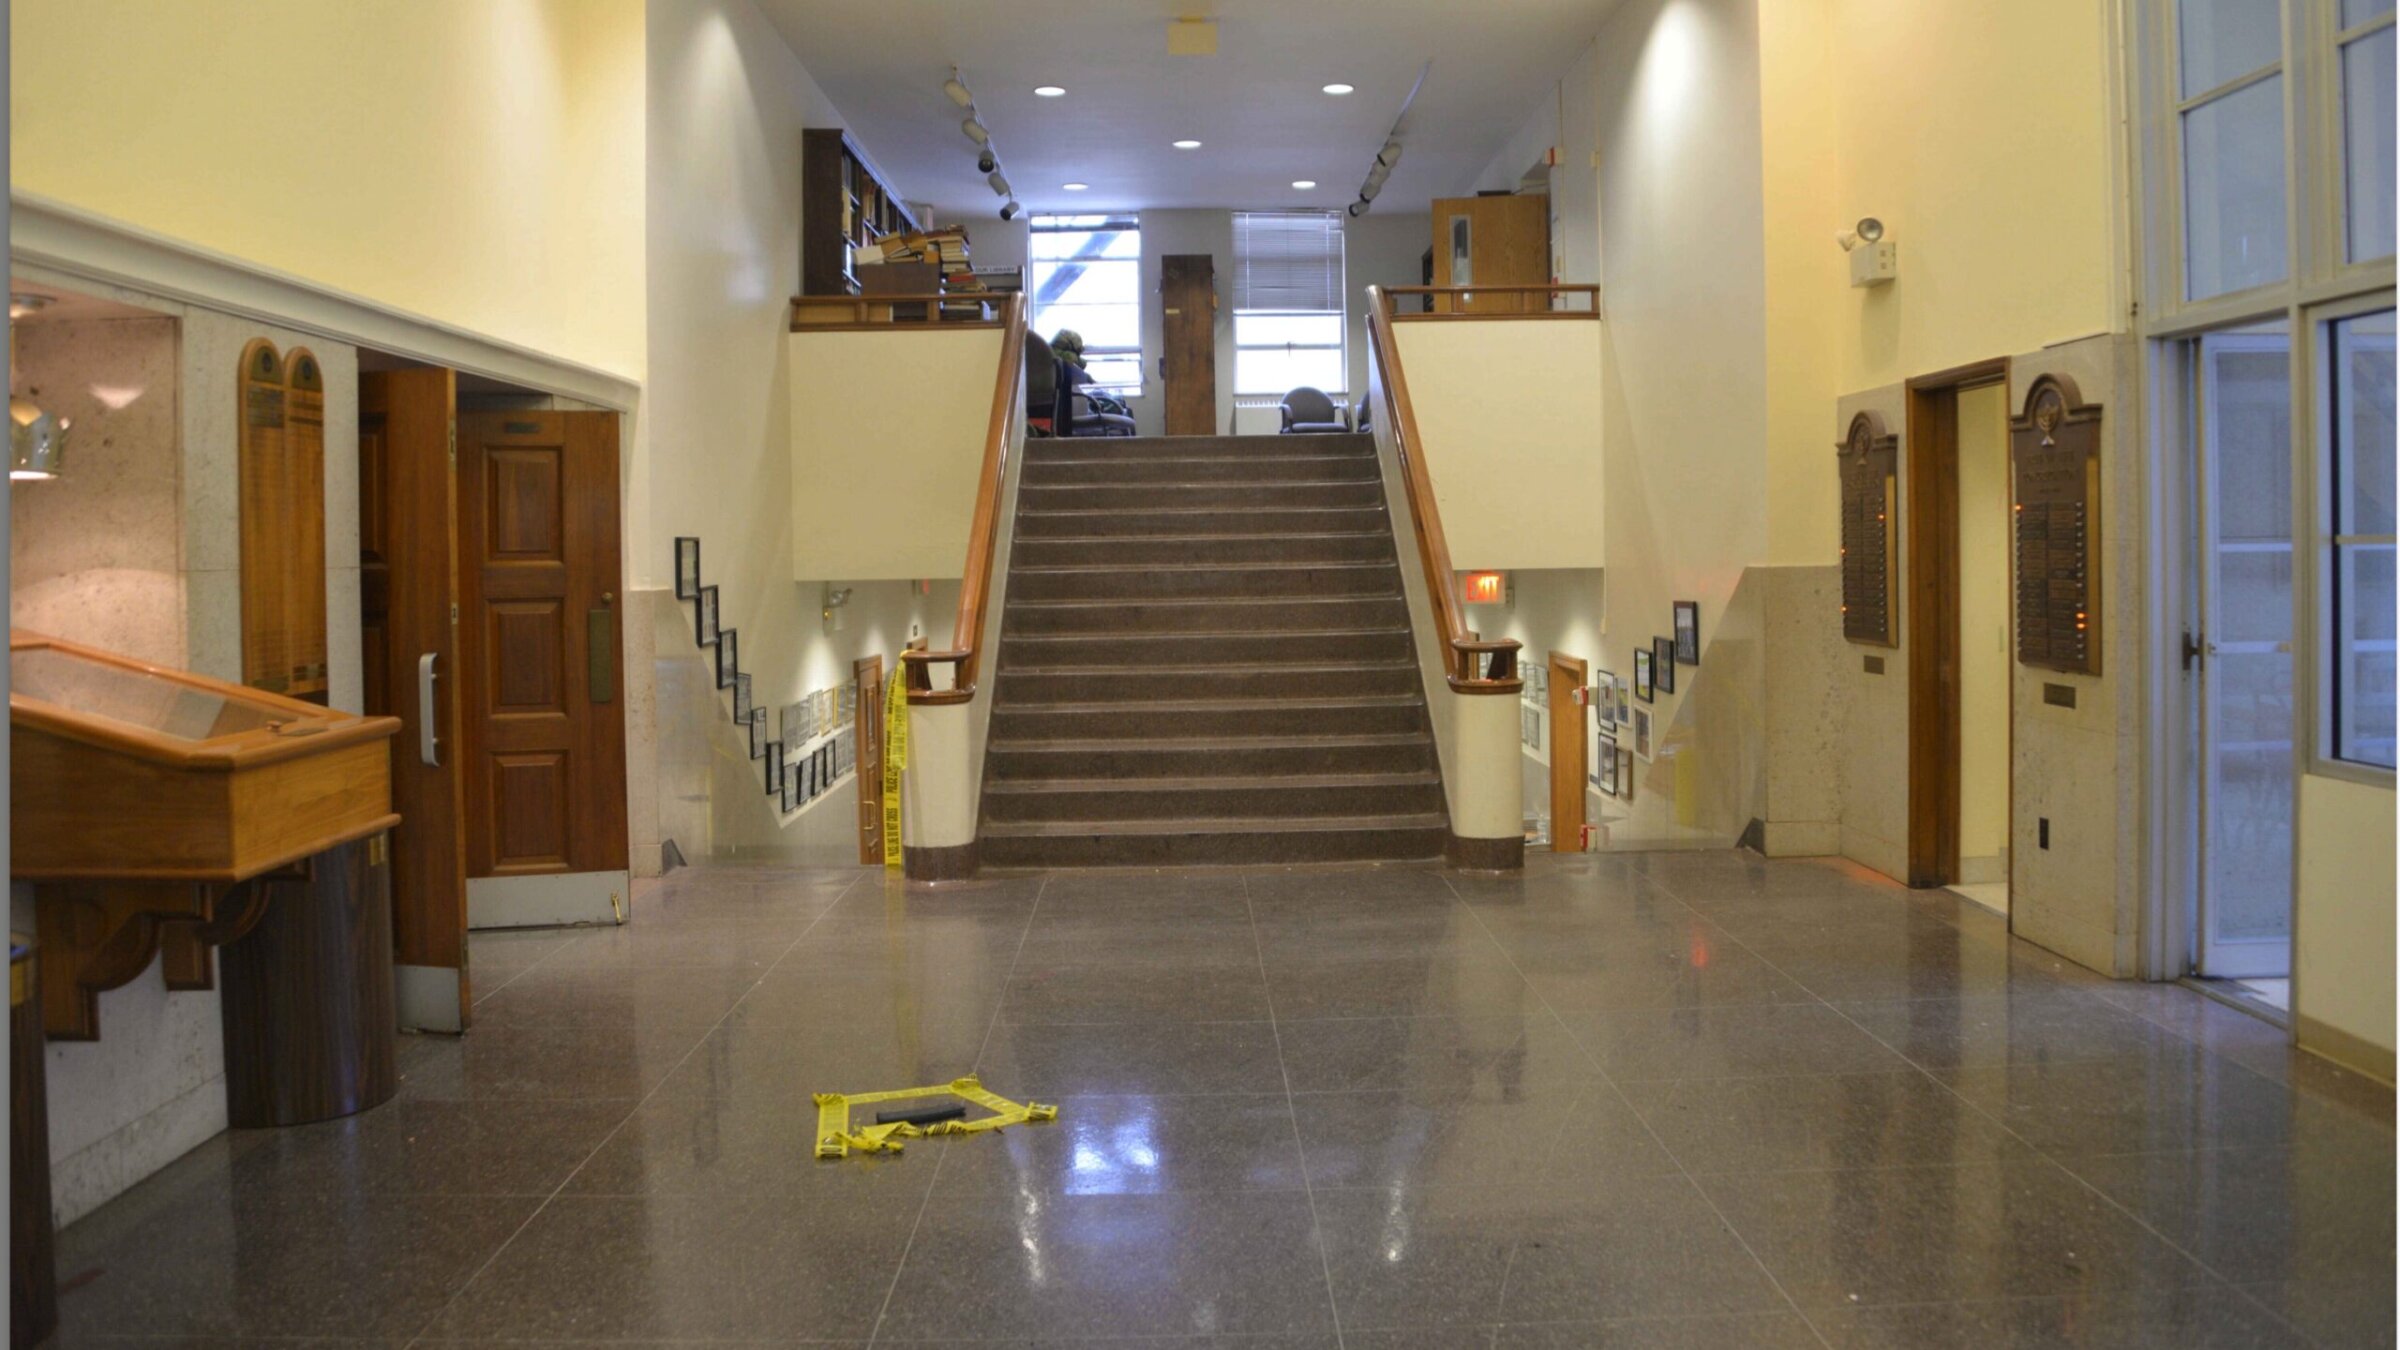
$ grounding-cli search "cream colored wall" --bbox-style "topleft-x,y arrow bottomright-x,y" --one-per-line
11,0 -> 646,380
1397,320 -> 1604,570
787,328 -> 1005,581
2296,774 -> 2397,1073
1758,0 -> 1843,566
1956,382 -> 2012,876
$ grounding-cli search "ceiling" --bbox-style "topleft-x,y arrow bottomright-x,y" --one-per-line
754,0 -> 1616,223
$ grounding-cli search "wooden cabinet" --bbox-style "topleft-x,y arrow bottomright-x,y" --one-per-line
803,127 -> 922,296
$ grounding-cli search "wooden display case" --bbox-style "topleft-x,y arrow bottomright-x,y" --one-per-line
803,127 -> 922,296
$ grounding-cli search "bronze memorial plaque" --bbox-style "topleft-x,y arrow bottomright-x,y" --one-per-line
2010,373 -> 2102,675
1838,410 -> 1899,647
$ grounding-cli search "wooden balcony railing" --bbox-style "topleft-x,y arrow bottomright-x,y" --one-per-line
1384,283 -> 1602,320
1364,285 -> 1522,695
900,292 -> 1029,706
789,292 -> 1006,330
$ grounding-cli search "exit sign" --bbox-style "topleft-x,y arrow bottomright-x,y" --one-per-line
1460,571 -> 1507,605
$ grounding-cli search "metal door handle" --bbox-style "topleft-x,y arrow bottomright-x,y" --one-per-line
417,652 -> 441,766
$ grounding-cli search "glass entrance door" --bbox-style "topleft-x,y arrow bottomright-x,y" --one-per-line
2194,323 -> 2295,980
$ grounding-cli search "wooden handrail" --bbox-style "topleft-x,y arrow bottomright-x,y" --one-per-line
789,292 -> 1005,330
900,292 -> 1030,706
1363,286 -> 1522,695
1383,284 -> 1601,321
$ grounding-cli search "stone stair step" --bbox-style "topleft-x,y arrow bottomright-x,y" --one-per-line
1014,505 -> 1388,539
986,732 -> 1435,780
1023,455 -> 1381,486
997,627 -> 1413,669
1003,596 -> 1408,635
979,815 -> 1447,868
995,660 -> 1421,703
981,772 -> 1444,823
1007,561 -> 1400,602
989,694 -> 1427,740
1023,433 -> 1375,463
1011,532 -> 1395,568
1019,480 -> 1385,512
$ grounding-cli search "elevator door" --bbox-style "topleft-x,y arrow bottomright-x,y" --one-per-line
455,410 -> 630,928
2194,325 -> 2295,979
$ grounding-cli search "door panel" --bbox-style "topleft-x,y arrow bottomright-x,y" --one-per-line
456,411 -> 628,900
359,367 -> 470,1030
1160,254 -> 1216,435
1548,653 -> 1588,852
2196,328 -> 2295,979
1430,195 -> 1551,313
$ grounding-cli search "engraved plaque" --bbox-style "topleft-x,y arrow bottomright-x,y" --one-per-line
1838,410 -> 1900,647
2010,374 -> 2102,675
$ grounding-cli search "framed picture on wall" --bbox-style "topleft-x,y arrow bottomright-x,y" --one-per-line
748,709 -> 767,759
717,629 -> 739,689
782,766 -> 799,814
696,585 -> 720,646
1653,637 -> 1676,695
1614,675 -> 1631,724
1674,601 -> 1701,666
1617,747 -> 1635,799
766,747 -> 782,794
734,672 -> 753,723
1594,671 -> 1616,725
675,537 -> 701,600
1632,706 -> 1654,761
1634,647 -> 1654,702
1597,736 -> 1619,795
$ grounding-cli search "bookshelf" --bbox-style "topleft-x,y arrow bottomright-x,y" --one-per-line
802,128 -> 923,296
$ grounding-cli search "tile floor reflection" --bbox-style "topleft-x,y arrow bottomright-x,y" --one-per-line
48,852 -> 2396,1347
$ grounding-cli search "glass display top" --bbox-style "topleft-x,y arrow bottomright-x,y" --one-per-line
12,646 -> 287,743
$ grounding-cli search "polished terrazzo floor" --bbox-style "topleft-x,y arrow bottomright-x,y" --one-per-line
50,852 -> 2398,1347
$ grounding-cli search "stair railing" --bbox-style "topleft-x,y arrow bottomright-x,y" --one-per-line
1363,284 -> 1523,694
899,292 -> 1029,706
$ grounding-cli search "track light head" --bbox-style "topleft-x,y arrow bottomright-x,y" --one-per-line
942,77 -> 974,109
988,170 -> 1011,196
978,149 -> 996,174
1000,200 -> 1023,221
962,117 -> 990,145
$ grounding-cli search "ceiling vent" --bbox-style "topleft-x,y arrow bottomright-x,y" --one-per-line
1168,18 -> 1218,55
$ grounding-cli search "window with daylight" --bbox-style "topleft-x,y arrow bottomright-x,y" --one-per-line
1233,211 -> 1347,397
2327,307 -> 2396,767
1029,215 -> 1143,393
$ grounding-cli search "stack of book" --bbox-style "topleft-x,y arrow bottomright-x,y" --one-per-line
854,224 -> 969,269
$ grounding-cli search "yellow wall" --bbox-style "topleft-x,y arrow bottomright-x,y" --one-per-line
1956,382 -> 2012,873
2296,773 -> 2398,1075
1759,0 -> 2120,563
787,328 -> 1008,581
1396,320 -> 1606,570
9,0 -> 647,378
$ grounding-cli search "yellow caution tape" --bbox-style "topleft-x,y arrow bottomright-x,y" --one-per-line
881,661 -> 907,871
812,1075 -> 1058,1160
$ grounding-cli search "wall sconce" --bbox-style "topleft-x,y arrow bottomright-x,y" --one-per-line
8,294 -> 67,480
822,583 -> 853,633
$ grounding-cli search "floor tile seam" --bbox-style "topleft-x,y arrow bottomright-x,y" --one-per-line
1242,871 -> 1347,1350
402,870 -> 861,1340
1702,912 -> 2329,1347
1432,872 -> 1839,1350
868,874 -> 1048,1348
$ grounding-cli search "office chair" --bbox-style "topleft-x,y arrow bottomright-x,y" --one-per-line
1055,363 -> 1136,436
1025,332 -> 1059,436
1353,395 -> 1372,434
1280,386 -> 1349,433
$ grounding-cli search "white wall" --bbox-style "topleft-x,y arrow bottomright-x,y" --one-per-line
787,327 -> 1007,579
1396,319 -> 1605,569
1344,212 -> 1430,406
2296,774 -> 2397,1073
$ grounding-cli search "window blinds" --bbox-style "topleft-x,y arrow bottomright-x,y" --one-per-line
1234,212 -> 1346,312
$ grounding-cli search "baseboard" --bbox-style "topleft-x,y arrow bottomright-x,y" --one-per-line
1448,833 -> 1523,871
905,840 -> 979,882
2295,1012 -> 2398,1085
467,870 -> 630,929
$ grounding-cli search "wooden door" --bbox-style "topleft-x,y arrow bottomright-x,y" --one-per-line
455,411 -> 629,925
1548,652 -> 1588,852
1430,195 -> 1551,314
359,367 -> 471,1030
854,655 -> 884,865
1160,253 -> 1217,435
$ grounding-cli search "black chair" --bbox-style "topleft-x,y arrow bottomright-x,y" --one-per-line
1280,386 -> 1349,433
1056,362 -> 1135,436
1353,395 -> 1372,434
1025,332 -> 1060,435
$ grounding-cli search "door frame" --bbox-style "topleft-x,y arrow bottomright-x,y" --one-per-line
1904,356 -> 2012,890
1548,652 -> 1588,852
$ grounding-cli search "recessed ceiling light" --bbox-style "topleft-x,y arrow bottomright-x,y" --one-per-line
1172,139 -> 1202,149
1292,180 -> 1317,189
1062,182 -> 1089,191
1034,85 -> 1066,97
1322,83 -> 1355,95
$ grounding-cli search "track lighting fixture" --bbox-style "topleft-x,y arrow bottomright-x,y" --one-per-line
962,117 -> 990,145
987,170 -> 1011,197
978,148 -> 997,174
1000,200 -> 1023,221
1347,58 -> 1430,218
943,77 -> 974,109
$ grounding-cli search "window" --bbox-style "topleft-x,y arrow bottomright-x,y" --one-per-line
2326,308 -> 2396,766
2339,0 -> 2396,262
1030,215 -> 1142,393
1233,211 -> 1346,397
2175,0 -> 2288,299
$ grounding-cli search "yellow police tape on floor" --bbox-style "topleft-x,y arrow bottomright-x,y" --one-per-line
812,1075 -> 1058,1159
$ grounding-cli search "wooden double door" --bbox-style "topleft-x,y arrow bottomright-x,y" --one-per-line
361,370 -> 628,1030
